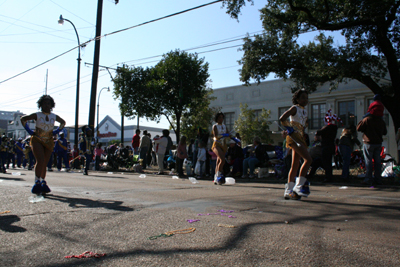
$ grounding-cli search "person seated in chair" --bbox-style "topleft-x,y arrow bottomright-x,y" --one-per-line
242,137 -> 267,178
226,139 -> 244,177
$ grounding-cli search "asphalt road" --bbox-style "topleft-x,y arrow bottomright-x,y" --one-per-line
1,168 -> 399,267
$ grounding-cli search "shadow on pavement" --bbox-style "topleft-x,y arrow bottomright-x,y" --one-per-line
86,174 -> 129,179
0,215 -> 26,233
45,195 -> 134,212
31,192 -> 400,267
0,176 -> 25,181
42,220 -> 391,267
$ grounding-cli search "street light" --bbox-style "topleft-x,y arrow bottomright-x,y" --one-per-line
58,14 -> 81,146
96,87 -> 110,142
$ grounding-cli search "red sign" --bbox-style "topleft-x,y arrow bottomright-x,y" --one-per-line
98,132 -> 117,138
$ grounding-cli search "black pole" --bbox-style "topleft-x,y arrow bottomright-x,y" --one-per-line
96,102 -> 100,142
75,56 -> 81,146
88,0 -> 103,133
62,17 -> 81,147
121,114 -> 124,144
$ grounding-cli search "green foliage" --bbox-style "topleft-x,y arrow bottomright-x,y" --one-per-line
113,49 -> 210,142
223,0 -> 400,130
113,65 -> 158,120
108,139 -> 120,146
234,103 -> 272,146
222,0 -> 253,19
171,90 -> 221,140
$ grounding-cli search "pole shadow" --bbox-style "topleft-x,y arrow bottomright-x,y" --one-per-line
0,215 -> 27,232
45,195 -> 134,212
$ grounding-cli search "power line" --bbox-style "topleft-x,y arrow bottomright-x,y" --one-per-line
100,0 -> 224,39
0,0 -> 224,85
49,0 -> 95,26
0,0 -> 46,34
117,31 -> 260,66
110,31 -> 262,67
114,44 -> 243,67
0,72 -> 110,108
0,41 -> 73,44
0,0 -> 9,8
0,18 -> 78,42
0,72 -> 93,106
0,15 -> 93,40
0,46 -> 78,84
210,65 -> 239,71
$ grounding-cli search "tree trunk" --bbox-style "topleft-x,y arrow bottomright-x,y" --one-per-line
382,92 -> 400,134
175,113 -> 181,175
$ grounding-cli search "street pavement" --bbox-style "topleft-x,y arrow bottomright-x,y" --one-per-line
1,167 -> 399,267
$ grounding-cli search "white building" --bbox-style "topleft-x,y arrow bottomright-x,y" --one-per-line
1,110 -> 33,140
209,79 -> 397,160
65,115 -> 176,147
4,110 -> 176,146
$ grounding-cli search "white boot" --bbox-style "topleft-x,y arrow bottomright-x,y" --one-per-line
293,176 -> 310,197
284,182 -> 295,199
214,171 -> 220,184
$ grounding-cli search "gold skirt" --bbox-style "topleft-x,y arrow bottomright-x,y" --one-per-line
286,132 -> 307,148
31,134 -> 54,152
212,140 -> 228,154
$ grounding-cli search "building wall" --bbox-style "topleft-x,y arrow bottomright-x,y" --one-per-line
209,79 -> 397,160
65,116 -> 177,148
1,110 -> 32,140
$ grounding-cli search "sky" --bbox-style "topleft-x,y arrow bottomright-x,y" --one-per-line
0,0 -> 338,130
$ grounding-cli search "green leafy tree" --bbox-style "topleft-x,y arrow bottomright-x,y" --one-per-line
234,103 -> 272,146
171,90 -> 221,140
113,50 -> 210,143
108,139 -> 120,146
223,0 -> 400,131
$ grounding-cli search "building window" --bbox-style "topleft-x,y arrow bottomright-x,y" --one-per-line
310,103 -> 326,129
224,112 -> 235,131
338,101 -> 356,128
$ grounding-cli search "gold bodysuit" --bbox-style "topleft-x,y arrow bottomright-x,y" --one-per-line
31,112 -> 56,152
286,105 -> 308,148
211,123 -> 229,153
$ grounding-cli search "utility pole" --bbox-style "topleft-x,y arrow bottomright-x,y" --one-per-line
45,69 -> 48,95
88,0 -> 104,134
121,113 -> 124,144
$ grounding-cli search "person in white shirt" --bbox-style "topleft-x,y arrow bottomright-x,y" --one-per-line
153,130 -> 169,175
197,141 -> 207,178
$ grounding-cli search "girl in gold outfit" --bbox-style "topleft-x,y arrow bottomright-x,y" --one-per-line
20,95 -> 65,195
279,89 -> 312,200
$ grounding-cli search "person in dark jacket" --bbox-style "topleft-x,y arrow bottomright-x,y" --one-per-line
357,101 -> 387,185
241,137 -> 267,178
16,138 -> 24,168
226,139 -> 244,176
316,110 -> 339,182
55,132 -> 70,171
187,138 -> 195,162
306,135 -> 323,179
79,127 -> 95,175
338,127 -> 361,181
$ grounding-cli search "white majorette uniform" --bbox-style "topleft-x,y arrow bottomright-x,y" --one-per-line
212,123 -> 229,153
31,112 -> 56,152
286,105 -> 308,148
